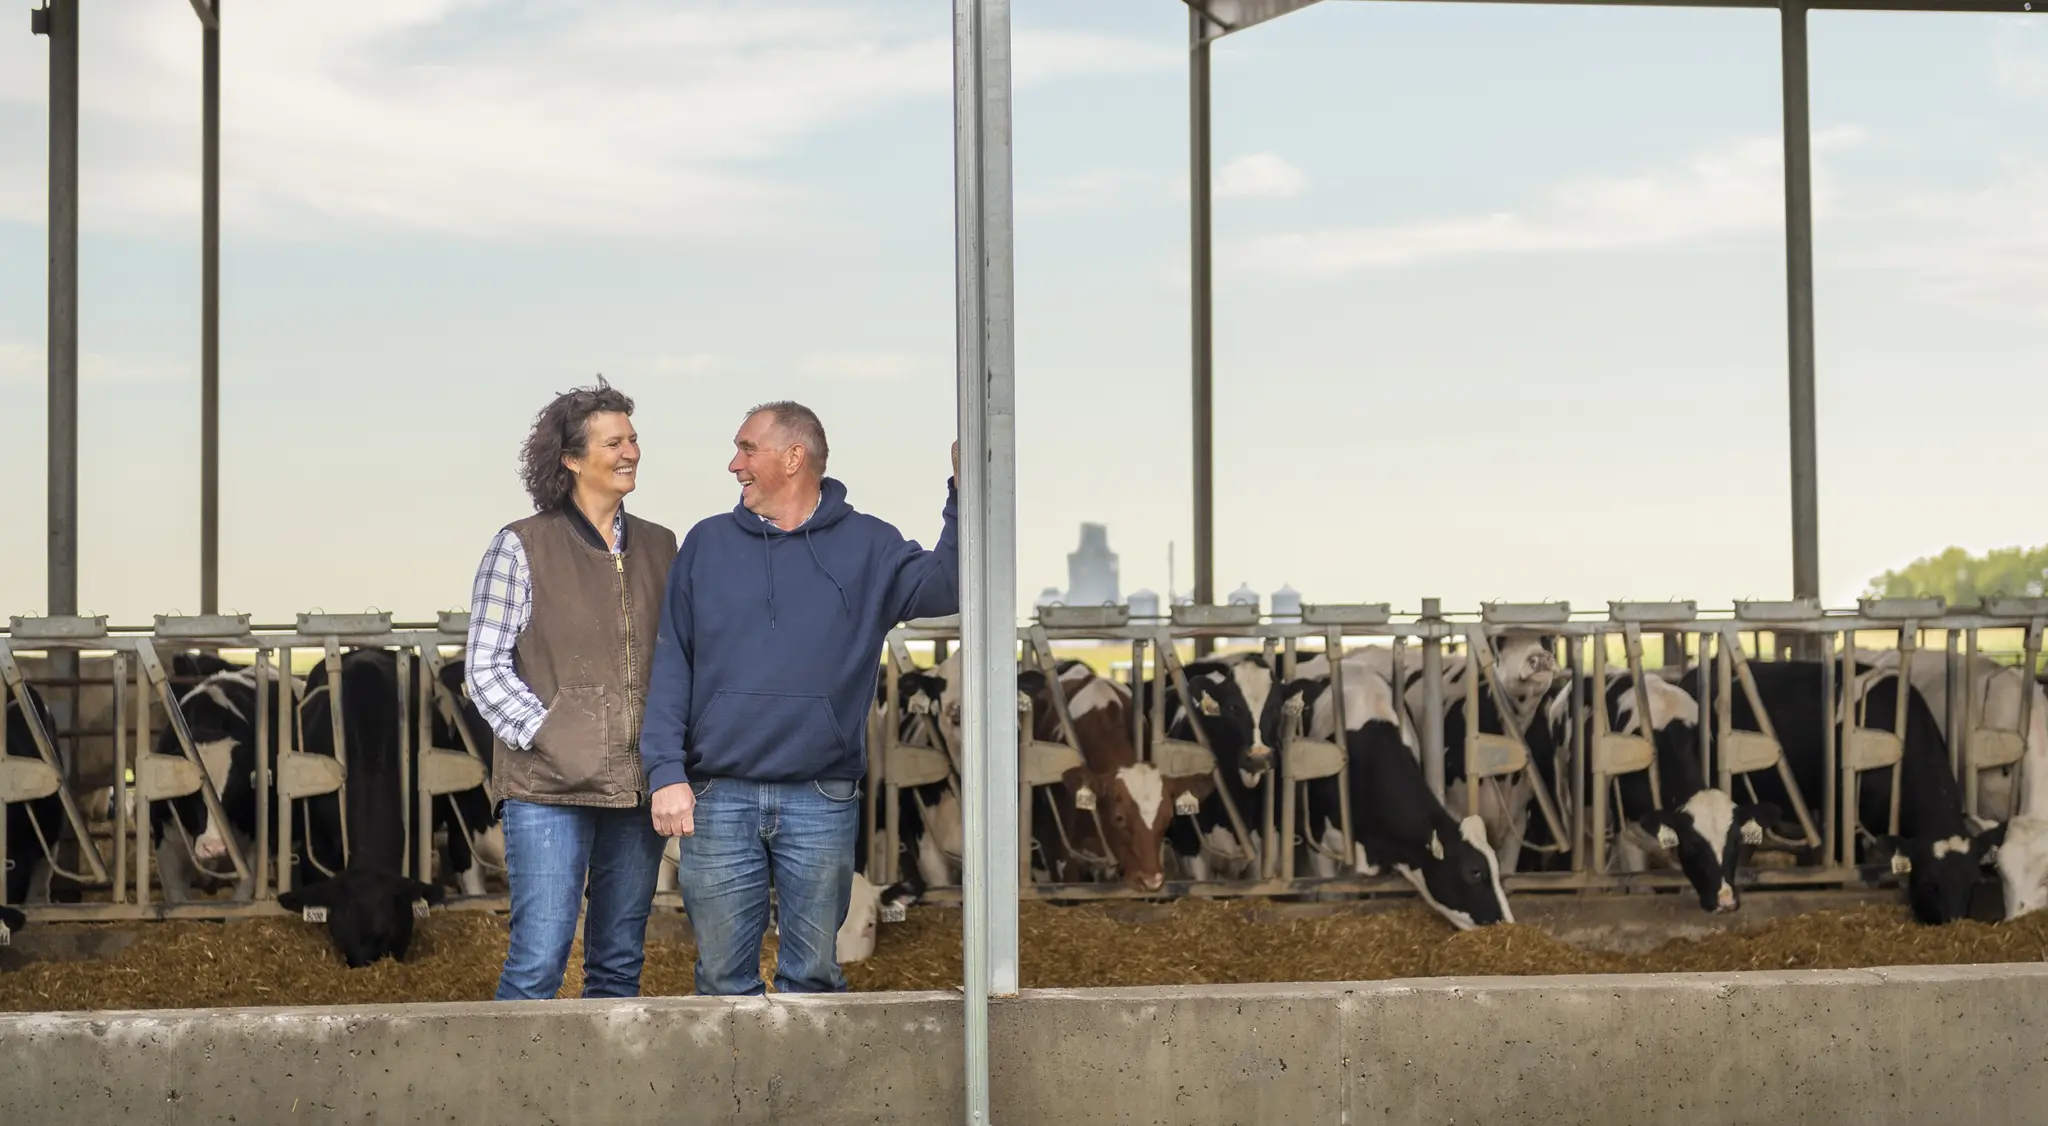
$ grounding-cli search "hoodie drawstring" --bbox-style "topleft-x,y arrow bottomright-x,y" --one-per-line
763,533 -> 777,628
804,526 -> 852,613
761,525 -> 850,627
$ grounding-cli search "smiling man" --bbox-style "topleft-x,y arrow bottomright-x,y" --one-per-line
639,400 -> 959,996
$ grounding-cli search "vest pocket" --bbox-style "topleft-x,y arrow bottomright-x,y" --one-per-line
529,685 -> 612,796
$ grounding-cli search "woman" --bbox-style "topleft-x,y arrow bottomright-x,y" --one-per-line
464,378 -> 677,1001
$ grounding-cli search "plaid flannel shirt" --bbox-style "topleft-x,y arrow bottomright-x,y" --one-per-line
463,506 -> 627,750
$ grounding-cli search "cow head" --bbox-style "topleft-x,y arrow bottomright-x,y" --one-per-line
1635,791 -> 1779,913
1490,632 -> 1559,710
836,871 -> 919,964
1060,763 -> 1213,893
279,867 -> 446,968
1176,657 -> 1276,780
1871,823 -> 2004,925
153,671 -> 260,869
1995,815 -> 2048,919
1388,814 -> 1513,930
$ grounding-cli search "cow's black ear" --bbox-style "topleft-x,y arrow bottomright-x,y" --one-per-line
1973,821 -> 2008,861
280,878 -> 340,911
1635,811 -> 1675,844
409,879 -> 447,907
1867,835 -> 1913,876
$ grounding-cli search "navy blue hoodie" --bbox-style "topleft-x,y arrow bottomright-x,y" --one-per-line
638,476 -> 959,789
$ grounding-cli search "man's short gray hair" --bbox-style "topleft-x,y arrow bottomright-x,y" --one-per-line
748,400 -> 829,475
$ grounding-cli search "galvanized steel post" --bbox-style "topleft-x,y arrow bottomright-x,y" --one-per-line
1189,6 -> 1216,655
40,0 -> 82,735
954,0 -> 1019,1121
1780,0 -> 1820,628
200,0 -> 221,614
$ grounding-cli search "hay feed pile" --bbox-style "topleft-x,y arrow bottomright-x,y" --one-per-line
5,899 -> 2047,1014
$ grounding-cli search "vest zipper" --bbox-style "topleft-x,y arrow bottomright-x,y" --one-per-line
615,552 -> 637,756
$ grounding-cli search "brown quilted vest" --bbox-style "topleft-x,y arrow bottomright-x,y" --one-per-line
491,505 -> 677,809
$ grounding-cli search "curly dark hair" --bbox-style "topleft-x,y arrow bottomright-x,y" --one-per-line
519,377 -> 636,511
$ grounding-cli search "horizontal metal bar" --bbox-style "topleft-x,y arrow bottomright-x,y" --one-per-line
1333,0 -> 2041,12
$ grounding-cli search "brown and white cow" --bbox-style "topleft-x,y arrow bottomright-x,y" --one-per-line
1023,663 -> 1211,893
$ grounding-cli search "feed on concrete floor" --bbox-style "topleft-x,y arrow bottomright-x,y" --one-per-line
3,899 -> 2046,1013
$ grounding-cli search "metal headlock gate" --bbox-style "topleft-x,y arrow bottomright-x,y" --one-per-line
5,596 -> 2043,921
865,596 -> 2048,908
1,612 -> 496,922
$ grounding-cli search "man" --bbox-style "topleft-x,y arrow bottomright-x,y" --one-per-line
639,401 -> 959,995
465,378 -> 676,1001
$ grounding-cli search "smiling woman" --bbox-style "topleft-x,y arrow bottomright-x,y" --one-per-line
461,377 -> 679,1004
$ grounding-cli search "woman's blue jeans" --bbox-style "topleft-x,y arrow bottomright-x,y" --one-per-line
494,798 -> 667,1001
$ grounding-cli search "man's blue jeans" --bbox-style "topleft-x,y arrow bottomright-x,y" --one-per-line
674,777 -> 860,996
494,798 -> 667,1001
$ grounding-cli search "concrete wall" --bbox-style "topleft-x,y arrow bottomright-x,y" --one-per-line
5,964 -> 2046,1125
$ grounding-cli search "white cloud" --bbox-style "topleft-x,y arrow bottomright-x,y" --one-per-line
1216,153 -> 1305,200
1019,169 -> 1158,215
0,1 -> 1170,242
799,352 -> 917,381
1837,162 -> 2048,320
0,339 -> 190,386
1228,130 -> 1867,276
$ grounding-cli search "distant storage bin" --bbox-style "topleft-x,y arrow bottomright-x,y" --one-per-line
1227,583 -> 1260,610
1271,584 -> 1302,621
1127,589 -> 1161,618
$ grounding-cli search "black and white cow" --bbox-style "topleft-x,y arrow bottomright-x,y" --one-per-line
145,664 -> 299,902
4,685 -> 63,909
1159,651 -> 1277,881
1858,647 -> 2048,919
1547,669 -> 1778,913
0,903 -> 23,938
1279,653 -> 1513,930
1681,659 -> 1997,925
279,648 -> 456,966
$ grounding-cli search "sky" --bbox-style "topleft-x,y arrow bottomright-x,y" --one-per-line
0,0 -> 2042,625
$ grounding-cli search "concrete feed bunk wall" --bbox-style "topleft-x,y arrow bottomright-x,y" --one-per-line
4,964 -> 2046,1125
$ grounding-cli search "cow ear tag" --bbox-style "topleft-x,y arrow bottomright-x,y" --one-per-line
413,899 -> 431,919
1175,790 -> 1200,816
302,906 -> 329,924
1198,696 -> 1220,716
1427,832 -> 1444,861
1074,786 -> 1097,811
880,902 -> 907,924
1657,825 -> 1680,850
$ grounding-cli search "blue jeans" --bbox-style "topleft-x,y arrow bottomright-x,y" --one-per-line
494,798 -> 667,1001
674,777 -> 861,996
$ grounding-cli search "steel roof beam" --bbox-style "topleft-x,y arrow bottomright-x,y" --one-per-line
1185,0 -> 2041,39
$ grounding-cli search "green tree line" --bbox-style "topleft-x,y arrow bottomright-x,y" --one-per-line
1865,544 -> 2048,606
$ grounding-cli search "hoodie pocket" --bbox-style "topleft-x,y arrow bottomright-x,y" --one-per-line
528,685 -> 612,796
692,690 -> 848,774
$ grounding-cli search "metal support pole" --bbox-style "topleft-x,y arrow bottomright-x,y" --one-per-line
1189,6 -> 1216,656
1780,0 -> 1821,657
42,0 -> 81,734
200,0 -> 221,613
1420,598 -> 1446,800
954,0 -> 1018,1120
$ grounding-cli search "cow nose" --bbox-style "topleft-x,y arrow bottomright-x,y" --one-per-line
1715,884 -> 1738,913
1246,743 -> 1273,763
1140,873 -> 1164,892
194,837 -> 226,861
